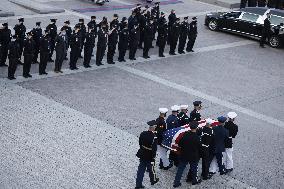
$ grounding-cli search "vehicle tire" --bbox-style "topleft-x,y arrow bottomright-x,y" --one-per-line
208,19 -> 218,31
269,35 -> 281,48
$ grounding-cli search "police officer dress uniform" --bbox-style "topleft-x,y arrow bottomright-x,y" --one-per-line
190,101 -> 202,122
14,18 -> 26,58
135,120 -> 159,189
46,19 -> 57,62
78,19 -> 86,58
186,17 -> 198,52
0,23 -> 11,67
7,35 -> 20,80
107,24 -> 119,64
224,112 -> 238,171
166,105 -> 180,130
96,26 -> 108,66
129,24 -> 140,60
61,21 -> 72,60
69,28 -> 81,70
157,14 -> 168,57
23,32 -> 35,78
39,30 -> 50,75
54,29 -> 67,73
178,17 -> 189,54
143,20 -> 154,59
168,10 -> 176,45
31,22 -> 42,63
169,18 -> 180,55
118,26 -> 129,62
83,29 -> 96,67
178,105 -> 190,126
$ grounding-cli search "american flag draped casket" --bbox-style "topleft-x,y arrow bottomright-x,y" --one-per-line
161,119 -> 219,152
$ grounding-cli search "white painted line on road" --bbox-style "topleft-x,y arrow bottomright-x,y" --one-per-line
64,9 -> 91,20
116,64 -> 284,129
111,0 -> 132,5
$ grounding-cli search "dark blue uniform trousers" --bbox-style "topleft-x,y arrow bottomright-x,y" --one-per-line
136,159 -> 156,187
174,160 -> 198,185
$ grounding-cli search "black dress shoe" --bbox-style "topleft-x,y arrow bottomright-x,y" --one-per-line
226,168 -> 233,172
48,59 -> 54,62
27,74 -> 32,78
59,70 -> 63,73
159,54 -> 165,57
39,73 -> 43,75
143,56 -> 148,59
0,64 -> 8,67
23,75 -> 29,78
70,67 -> 75,70
78,56 -> 83,58
173,183 -> 181,188
74,67 -> 79,70
192,179 -> 202,185
118,60 -> 123,62
135,186 -> 145,189
190,50 -> 194,52
202,174 -> 213,180
43,72 -> 48,75
8,76 -> 16,80
151,178 -> 159,185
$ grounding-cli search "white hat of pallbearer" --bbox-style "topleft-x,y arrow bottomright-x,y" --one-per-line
171,105 -> 180,112
205,118 -> 214,125
180,105 -> 188,110
227,112 -> 237,119
159,108 -> 168,114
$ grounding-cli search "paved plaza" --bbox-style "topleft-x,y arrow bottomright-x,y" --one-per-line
0,0 -> 283,188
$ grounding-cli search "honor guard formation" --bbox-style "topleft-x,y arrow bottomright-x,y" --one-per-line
135,101 -> 239,188
0,2 -> 198,80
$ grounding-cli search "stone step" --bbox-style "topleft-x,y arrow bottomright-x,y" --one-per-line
9,0 -> 65,14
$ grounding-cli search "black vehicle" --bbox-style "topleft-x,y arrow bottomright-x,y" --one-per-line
205,7 -> 284,48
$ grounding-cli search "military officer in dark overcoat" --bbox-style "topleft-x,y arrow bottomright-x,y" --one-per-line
157,12 -> 168,57
96,23 -> 108,66
169,18 -> 180,55
186,17 -> 198,52
0,23 -> 11,67
107,22 -> 119,64
190,101 -> 202,122
83,27 -> 96,68
39,30 -> 50,75
260,13 -> 272,48
166,105 -> 180,130
178,105 -> 190,126
23,31 -> 35,78
135,120 -> 159,189
54,28 -> 67,73
46,19 -> 57,62
77,19 -> 86,58
7,35 -> 20,80
168,9 -> 176,45
178,17 -> 189,54
143,19 -> 154,59
61,20 -> 72,60
31,22 -> 42,63
69,26 -> 81,70
118,23 -> 129,62
14,18 -> 26,59
129,23 -> 140,60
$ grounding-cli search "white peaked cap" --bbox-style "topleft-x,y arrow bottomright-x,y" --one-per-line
171,105 -> 180,111
159,108 -> 168,114
205,118 -> 214,124
227,112 -> 237,119
180,105 -> 188,110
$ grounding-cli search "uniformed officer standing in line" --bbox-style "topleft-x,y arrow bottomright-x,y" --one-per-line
260,13 -> 272,48
143,19 -> 154,59
83,27 -> 96,68
129,11 -> 138,31
78,19 -> 86,58
61,21 -> 72,60
156,108 -> 172,170
209,116 -> 229,175
54,28 -> 67,73
138,11 -> 147,49
173,121 -> 202,188
69,26 -> 81,70
7,35 -> 20,80
135,120 -> 159,189
224,112 -> 238,172
157,12 -> 168,57
14,18 -> 26,59
190,101 -> 202,122
39,30 -> 50,75
46,19 -> 57,62
96,23 -> 108,66
118,22 -> 129,62
107,23 -> 119,64
88,16 -> 98,32
31,22 -> 42,64
151,2 -> 160,42
200,118 -> 215,180
23,31 -> 35,78
0,23 -> 11,67
186,17 -> 198,52
178,105 -> 190,126
169,18 -> 180,55
129,23 -> 140,60
168,9 -> 176,45
110,14 -> 119,29
178,17 -> 189,54
166,105 -> 180,130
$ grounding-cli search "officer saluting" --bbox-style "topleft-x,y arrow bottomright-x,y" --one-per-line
39,30 -> 50,75
46,19 -> 57,62
31,22 -> 42,64
129,23 -> 140,60
157,12 -> 168,57
14,18 -> 26,59
186,17 -> 198,52
178,17 -> 189,54
23,31 -> 35,78
169,17 -> 180,55
224,112 -> 238,172
178,105 -> 190,126
83,26 -> 96,68
96,23 -> 108,66
7,35 -> 20,80
107,17 -> 119,64
190,101 -> 202,122
135,120 -> 159,189
69,25 -> 81,70
0,23 -> 11,67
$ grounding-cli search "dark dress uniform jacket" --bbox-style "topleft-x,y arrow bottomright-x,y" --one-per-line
166,114 -> 179,130
23,39 -> 35,55
136,131 -> 157,161
201,127 -> 215,153
155,117 -> 167,145
178,112 -> 190,126
118,28 -> 129,50
190,109 -> 201,122
224,121 -> 238,148
179,131 -> 201,162
8,40 -> 20,59
212,125 -> 229,153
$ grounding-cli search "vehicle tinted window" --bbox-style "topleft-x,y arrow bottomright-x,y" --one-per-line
270,15 -> 284,26
225,12 -> 241,18
241,13 -> 259,22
